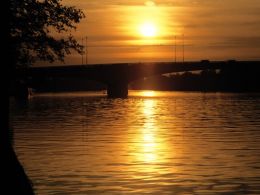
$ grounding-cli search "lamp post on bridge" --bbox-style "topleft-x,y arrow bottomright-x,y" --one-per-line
183,34 -> 185,63
81,36 -> 88,65
85,36 -> 88,65
175,35 -> 176,63
81,37 -> 84,65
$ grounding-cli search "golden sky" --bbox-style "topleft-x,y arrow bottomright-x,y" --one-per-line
40,0 -> 260,65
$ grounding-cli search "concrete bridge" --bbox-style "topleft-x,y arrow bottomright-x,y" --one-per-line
15,60 -> 260,98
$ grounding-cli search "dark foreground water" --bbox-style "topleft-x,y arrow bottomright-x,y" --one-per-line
10,91 -> 260,194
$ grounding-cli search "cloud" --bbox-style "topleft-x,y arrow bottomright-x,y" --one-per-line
145,1 -> 156,7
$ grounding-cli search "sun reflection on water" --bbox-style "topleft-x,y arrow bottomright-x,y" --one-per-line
142,132 -> 157,162
141,99 -> 157,163
128,98 -> 170,173
142,91 -> 156,97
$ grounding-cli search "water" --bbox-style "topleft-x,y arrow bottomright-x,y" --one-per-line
10,91 -> 260,194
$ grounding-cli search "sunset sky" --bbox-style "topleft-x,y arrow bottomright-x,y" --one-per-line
40,0 -> 260,65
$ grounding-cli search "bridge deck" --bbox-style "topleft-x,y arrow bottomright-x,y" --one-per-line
18,60 -> 260,82
14,60 -> 260,98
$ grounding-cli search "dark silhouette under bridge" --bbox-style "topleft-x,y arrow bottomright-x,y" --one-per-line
16,60 -> 260,98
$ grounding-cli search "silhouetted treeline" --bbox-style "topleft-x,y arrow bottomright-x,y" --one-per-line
130,65 -> 260,92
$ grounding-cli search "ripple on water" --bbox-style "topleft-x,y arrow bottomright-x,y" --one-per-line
10,91 -> 260,194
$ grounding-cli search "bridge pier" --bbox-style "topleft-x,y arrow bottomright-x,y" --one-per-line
107,82 -> 128,98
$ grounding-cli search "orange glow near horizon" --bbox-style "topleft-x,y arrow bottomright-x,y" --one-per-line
38,0 -> 260,66
141,90 -> 156,97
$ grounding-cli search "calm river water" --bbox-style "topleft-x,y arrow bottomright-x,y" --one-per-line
10,91 -> 260,194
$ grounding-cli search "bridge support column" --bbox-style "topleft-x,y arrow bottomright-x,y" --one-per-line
107,82 -> 128,98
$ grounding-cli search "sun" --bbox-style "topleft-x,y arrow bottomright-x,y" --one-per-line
139,22 -> 157,37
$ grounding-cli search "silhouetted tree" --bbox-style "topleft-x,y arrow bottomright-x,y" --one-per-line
10,0 -> 85,68
2,1 -> 85,194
